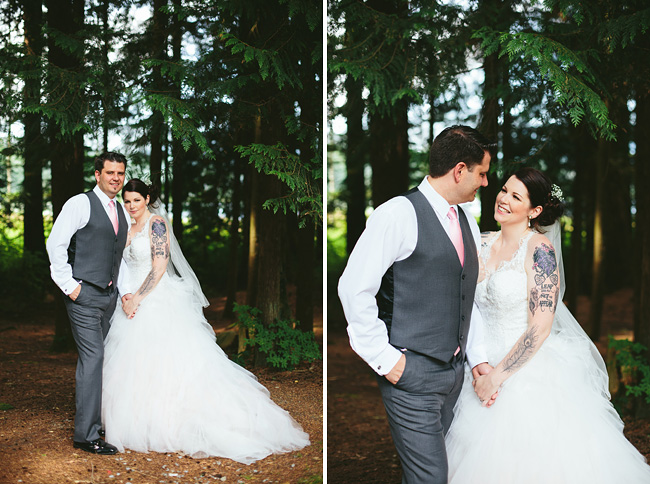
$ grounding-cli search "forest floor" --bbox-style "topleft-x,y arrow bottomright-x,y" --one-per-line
0,290 -> 323,484
327,287 -> 650,483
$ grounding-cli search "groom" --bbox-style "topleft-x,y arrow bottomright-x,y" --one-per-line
338,126 -> 496,483
46,152 -> 133,455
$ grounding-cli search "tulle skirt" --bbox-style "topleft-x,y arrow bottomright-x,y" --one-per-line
446,334 -> 650,483
102,275 -> 309,464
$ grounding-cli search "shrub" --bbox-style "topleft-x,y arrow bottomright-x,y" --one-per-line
234,303 -> 322,370
608,336 -> 650,405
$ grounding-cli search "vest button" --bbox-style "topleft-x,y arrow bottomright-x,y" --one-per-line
462,274 -> 466,280
460,335 -> 464,340
462,295 -> 466,301
461,315 -> 465,321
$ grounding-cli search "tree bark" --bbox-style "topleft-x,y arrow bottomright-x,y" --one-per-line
223,157 -> 243,320
589,135 -> 607,341
22,0 -> 46,258
254,172 -> 284,367
478,51 -> 500,232
170,0 -> 183,241
295,221 -> 315,332
242,115 -> 262,354
100,0 -> 110,152
603,99 -> 633,292
567,125 -> 591,314
635,94 -> 650,356
343,62 -> 366,254
47,0 -> 85,352
149,0 -> 168,188
369,100 -> 409,208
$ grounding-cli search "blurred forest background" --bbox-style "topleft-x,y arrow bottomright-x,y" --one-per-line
327,0 -> 650,416
0,0 -> 323,365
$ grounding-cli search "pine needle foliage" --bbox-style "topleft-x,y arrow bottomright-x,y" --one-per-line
473,27 -> 617,139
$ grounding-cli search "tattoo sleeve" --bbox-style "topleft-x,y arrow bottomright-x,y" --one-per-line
503,325 -> 540,372
529,242 -> 559,316
135,218 -> 169,300
150,219 -> 169,260
137,269 -> 158,298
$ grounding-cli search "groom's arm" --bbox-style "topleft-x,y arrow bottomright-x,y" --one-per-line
338,198 -> 416,377
466,303 -> 488,370
46,195 -> 90,298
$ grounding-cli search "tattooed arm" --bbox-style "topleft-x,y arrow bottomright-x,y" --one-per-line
122,215 -> 170,318
473,233 -> 560,404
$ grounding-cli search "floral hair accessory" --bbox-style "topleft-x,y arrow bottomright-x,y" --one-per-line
550,184 -> 564,202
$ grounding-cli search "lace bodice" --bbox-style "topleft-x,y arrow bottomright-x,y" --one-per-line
475,231 -> 536,362
123,214 -> 158,287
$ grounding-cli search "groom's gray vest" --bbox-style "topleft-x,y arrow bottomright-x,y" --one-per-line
376,188 -> 478,362
67,191 -> 128,289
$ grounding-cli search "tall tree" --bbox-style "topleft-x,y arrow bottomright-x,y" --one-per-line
46,0 -> 86,351
22,0 -> 45,257
149,0 -> 168,188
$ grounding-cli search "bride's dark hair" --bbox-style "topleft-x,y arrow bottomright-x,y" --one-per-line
122,178 -> 161,206
513,167 -> 564,229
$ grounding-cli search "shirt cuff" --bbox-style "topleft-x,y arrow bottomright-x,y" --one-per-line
466,344 -> 488,369
368,345 -> 403,376
61,279 -> 81,296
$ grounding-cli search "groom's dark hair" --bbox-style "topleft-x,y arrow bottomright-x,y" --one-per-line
428,125 -> 496,178
95,152 -> 128,173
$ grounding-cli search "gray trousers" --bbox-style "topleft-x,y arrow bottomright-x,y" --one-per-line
63,283 -> 118,443
377,349 -> 465,484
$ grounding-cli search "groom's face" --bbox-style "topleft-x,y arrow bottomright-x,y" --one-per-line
95,160 -> 126,198
459,151 -> 491,203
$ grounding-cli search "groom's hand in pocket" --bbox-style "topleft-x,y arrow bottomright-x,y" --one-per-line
385,353 -> 406,384
69,284 -> 81,301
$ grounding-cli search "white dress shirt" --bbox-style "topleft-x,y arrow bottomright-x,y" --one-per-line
46,185 -> 132,296
338,176 -> 488,375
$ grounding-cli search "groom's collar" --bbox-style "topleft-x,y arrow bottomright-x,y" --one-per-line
93,185 -> 116,206
418,176 -> 456,219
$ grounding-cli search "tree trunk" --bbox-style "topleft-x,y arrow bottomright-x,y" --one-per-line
369,100 -> 409,208
295,221 -> 315,332
242,115 -> 262,353
170,0 -> 183,241
479,51 -> 500,232
635,94 -> 650,355
254,172 -> 284,367
100,0 -> 110,152
47,0 -> 85,352
149,0 -> 167,188
224,158 -> 242,320
603,99 -> 633,292
589,135 -> 607,341
22,0 -> 45,258
567,125 -> 591,314
50,134 -> 85,352
343,61 -> 366,254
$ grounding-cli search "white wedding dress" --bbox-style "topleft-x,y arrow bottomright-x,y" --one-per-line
446,231 -> 650,483
102,215 -> 309,464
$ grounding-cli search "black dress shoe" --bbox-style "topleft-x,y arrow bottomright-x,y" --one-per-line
98,429 -> 105,438
73,439 -> 118,455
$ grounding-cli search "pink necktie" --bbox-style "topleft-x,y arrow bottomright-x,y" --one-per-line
447,207 -> 464,267
108,199 -> 119,235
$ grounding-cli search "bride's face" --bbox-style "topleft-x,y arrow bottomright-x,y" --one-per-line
123,191 -> 150,221
494,176 -> 536,226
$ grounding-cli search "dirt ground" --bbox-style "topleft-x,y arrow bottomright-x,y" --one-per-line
0,293 -> 323,484
327,288 -> 650,483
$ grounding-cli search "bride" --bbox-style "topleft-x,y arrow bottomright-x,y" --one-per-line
101,179 -> 309,463
445,167 -> 650,483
